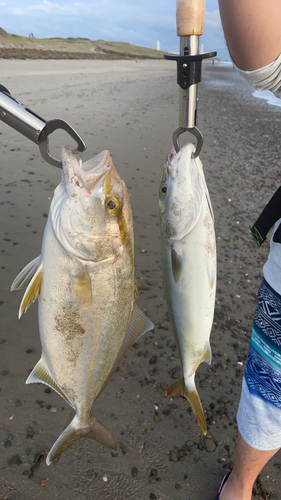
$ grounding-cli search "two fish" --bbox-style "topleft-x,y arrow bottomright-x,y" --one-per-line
12,147 -> 153,465
12,141 -> 216,463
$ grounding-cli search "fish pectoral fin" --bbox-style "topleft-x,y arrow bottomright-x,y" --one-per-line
18,262 -> 43,319
171,246 -> 182,282
46,414 -> 117,465
166,375 -> 207,435
26,358 -> 74,408
95,305 -> 154,400
11,255 -> 42,291
70,265 -> 92,309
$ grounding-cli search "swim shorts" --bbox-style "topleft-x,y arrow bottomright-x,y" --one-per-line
237,279 -> 281,450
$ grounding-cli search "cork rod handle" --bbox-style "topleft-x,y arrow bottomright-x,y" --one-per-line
176,0 -> 205,36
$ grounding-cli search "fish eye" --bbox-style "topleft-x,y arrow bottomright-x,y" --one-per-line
105,195 -> 121,215
160,184 -> 167,195
107,200 -> 116,210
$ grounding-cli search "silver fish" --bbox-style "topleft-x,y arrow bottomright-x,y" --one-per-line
12,146 -> 153,464
159,143 -> 216,434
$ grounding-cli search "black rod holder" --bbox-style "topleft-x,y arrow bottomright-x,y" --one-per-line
164,51 -> 217,90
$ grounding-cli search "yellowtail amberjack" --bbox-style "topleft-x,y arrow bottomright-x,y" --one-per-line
159,143 -> 216,434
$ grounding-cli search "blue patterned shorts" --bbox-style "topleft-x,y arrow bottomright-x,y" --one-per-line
237,279 -> 281,450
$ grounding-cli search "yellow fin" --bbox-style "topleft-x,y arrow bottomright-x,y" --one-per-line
171,246 -> 182,282
96,305 -> 154,400
166,375 -> 207,435
201,343 -> 212,365
70,265 -> 92,309
18,263 -> 42,319
11,255 -> 41,291
134,275 -> 139,300
26,358 -> 74,408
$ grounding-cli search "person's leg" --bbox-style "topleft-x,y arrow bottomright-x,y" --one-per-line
219,430 -> 280,500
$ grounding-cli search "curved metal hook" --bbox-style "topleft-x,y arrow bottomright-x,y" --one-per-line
38,119 -> 86,168
172,126 -> 203,158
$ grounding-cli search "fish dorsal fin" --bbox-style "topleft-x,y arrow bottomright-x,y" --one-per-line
11,256 -> 42,291
95,305 -> 154,400
70,265 -> 92,309
26,358 -> 74,408
18,262 -> 43,319
128,305 -> 154,343
134,275 -> 140,300
171,246 -> 182,282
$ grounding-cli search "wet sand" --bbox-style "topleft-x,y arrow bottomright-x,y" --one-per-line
0,58 -> 280,499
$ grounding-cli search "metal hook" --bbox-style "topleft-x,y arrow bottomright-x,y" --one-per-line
172,126 -> 203,158
0,86 -> 86,168
38,119 -> 86,168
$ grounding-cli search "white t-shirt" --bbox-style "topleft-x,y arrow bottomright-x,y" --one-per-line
234,55 -> 281,295
234,53 -> 281,99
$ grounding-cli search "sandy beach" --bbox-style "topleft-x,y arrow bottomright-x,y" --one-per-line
0,58 -> 280,500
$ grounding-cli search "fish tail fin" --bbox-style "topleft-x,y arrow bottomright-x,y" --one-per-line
166,375 -> 207,435
46,414 -> 117,466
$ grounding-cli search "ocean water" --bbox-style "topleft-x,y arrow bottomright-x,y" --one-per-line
253,89 -> 281,108
214,60 -> 233,67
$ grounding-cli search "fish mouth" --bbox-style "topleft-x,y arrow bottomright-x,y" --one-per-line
166,146 -> 178,179
166,144 -> 196,180
62,146 -> 121,192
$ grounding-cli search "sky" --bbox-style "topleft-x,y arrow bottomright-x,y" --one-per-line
0,0 -> 229,60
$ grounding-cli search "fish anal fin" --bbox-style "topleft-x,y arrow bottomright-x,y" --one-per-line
166,377 -> 185,397
201,342 -> 212,365
70,265 -> 92,309
171,246 -> 182,282
18,263 -> 43,319
166,375 -> 207,435
11,255 -> 42,291
95,305 -> 154,400
26,359 -> 73,408
46,414 -> 117,465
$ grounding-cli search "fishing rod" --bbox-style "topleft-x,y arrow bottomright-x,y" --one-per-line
0,83 -> 86,168
164,0 -> 216,157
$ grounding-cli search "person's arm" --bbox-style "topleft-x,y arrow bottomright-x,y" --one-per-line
218,0 -> 281,71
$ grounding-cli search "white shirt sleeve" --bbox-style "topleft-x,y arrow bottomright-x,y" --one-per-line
233,53 -> 281,99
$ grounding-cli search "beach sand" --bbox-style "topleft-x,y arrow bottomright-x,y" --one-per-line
0,58 -> 280,499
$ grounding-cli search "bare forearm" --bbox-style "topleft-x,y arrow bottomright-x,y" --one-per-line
218,0 -> 281,70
